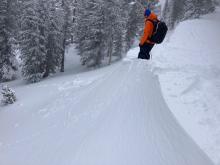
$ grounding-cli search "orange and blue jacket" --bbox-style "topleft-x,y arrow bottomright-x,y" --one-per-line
140,12 -> 158,45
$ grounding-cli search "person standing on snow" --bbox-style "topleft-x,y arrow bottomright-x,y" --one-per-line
138,9 -> 158,60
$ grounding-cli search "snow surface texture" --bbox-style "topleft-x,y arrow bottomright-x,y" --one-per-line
152,7 -> 220,165
1,8 -> 220,165
0,49 -> 214,164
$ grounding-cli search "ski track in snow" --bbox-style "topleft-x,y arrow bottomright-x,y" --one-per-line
0,48 -> 214,165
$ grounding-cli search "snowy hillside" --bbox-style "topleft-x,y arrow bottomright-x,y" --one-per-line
0,51 -> 214,165
152,7 -> 220,165
0,6 -> 220,165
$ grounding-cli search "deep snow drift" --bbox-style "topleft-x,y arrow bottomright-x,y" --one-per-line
152,7 -> 220,165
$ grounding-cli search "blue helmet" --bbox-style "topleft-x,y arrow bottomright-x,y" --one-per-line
144,9 -> 151,17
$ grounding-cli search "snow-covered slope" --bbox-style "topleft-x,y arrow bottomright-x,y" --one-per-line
152,7 -> 220,165
0,49 -> 214,165
1,7 -> 220,165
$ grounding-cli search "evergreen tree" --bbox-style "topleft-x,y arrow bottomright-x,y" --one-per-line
111,2 -> 125,60
60,0 -> 74,72
103,0 -> 125,64
125,2 -> 139,51
20,0 -> 65,82
20,0 -> 47,83
113,27 -> 124,59
75,0 -> 105,67
194,0 -> 215,16
0,0 -> 18,82
162,0 -> 215,29
1,85 -> 16,105
183,0 -> 197,19
75,0 -> 128,66
44,1 -> 63,77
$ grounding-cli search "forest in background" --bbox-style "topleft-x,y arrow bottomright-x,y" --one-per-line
0,0 -> 217,83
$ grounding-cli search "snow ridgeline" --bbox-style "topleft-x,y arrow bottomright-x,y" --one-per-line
152,7 -> 220,165
0,50 -> 213,165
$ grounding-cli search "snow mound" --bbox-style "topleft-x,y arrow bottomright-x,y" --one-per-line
152,7 -> 220,165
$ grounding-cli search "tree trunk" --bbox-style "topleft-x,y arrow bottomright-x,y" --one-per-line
108,35 -> 113,65
60,0 -> 68,73
60,39 -> 65,72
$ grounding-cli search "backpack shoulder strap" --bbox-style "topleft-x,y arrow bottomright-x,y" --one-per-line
146,19 -> 154,23
146,19 -> 159,24
146,19 -> 158,33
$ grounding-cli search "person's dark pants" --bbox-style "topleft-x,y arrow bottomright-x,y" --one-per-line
138,43 -> 154,60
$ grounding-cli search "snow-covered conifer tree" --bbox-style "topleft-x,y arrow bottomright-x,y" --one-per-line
102,0 -> 125,64
194,0 -> 215,16
75,0 -> 105,67
44,1 -> 63,77
0,0 -> 18,82
163,0 -> 215,29
111,2 -> 125,61
125,2 -> 139,51
1,85 -> 16,105
19,0 -> 47,82
163,0 -> 185,29
60,0 -> 74,72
